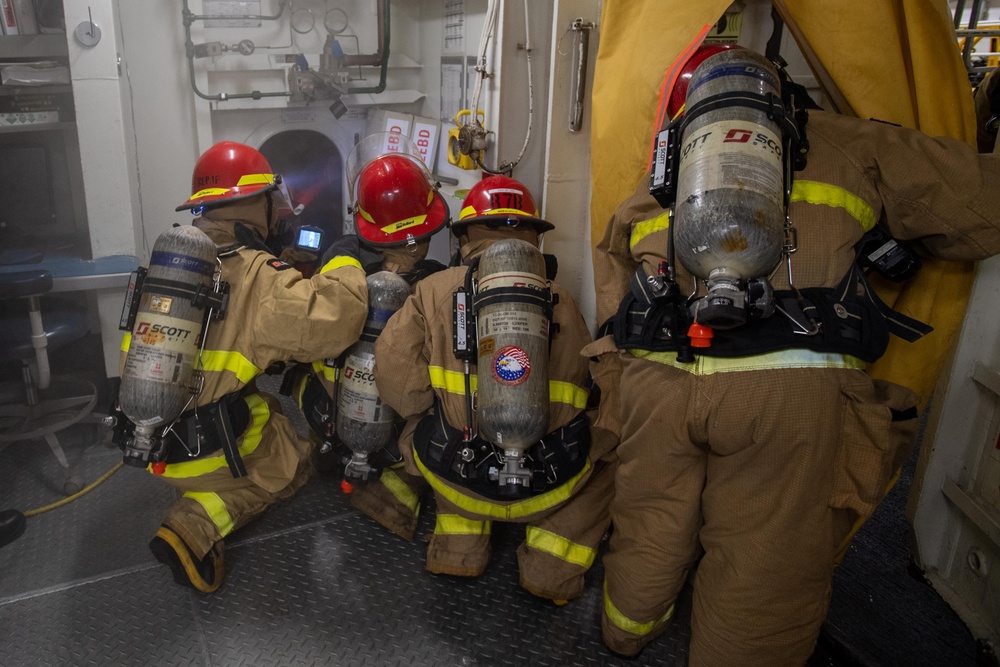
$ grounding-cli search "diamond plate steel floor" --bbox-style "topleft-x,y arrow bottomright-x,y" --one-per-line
0,372 -> 979,667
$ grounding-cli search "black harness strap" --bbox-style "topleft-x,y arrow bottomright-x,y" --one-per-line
164,391 -> 251,477
413,397 -> 590,502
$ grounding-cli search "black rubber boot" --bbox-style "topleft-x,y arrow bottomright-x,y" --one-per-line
0,509 -> 27,548
149,526 -> 224,593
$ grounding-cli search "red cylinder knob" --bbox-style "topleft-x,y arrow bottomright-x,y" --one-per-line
688,323 -> 714,348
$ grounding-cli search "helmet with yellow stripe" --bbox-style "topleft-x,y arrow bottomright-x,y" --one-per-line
346,132 -> 449,248
452,174 -> 554,235
175,141 -> 293,216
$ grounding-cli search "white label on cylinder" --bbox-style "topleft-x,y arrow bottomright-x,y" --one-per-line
123,313 -> 198,384
338,353 -> 391,424
477,271 -> 549,338
678,120 -> 783,204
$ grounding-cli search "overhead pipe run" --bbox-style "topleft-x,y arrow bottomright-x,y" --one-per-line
180,0 -> 390,103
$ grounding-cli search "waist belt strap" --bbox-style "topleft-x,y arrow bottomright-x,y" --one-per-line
165,391 -> 251,477
612,263 -> 931,363
413,397 -> 590,501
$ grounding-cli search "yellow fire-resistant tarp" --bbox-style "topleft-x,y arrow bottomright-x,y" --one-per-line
589,0 -> 977,408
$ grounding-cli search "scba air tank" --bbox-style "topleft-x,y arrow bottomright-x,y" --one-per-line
674,49 -> 785,327
336,271 -> 411,478
119,225 -> 217,464
475,238 -> 550,460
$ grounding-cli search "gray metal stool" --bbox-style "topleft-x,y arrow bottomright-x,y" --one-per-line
0,269 -> 99,494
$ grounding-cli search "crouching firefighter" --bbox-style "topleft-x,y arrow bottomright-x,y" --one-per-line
109,141 -> 367,593
372,175 -> 619,602
285,134 -> 449,542
590,43 -> 1000,665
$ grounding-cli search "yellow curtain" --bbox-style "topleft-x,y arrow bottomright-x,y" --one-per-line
589,0 -> 976,407
775,1 -> 976,406
589,1 -> 731,238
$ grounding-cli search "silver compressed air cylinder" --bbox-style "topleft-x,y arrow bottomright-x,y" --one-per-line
336,270 -> 411,456
673,48 -> 786,284
475,238 -> 550,454
119,225 -> 216,433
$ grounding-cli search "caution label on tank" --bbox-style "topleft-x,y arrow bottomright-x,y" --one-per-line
123,313 -> 198,385
677,120 -> 783,203
477,271 -> 549,339
338,354 -> 391,423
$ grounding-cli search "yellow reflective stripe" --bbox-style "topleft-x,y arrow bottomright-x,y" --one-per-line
190,187 -> 232,199
183,491 -> 235,536
525,525 -> 595,568
550,380 -> 588,409
435,513 -> 491,535
196,349 -> 261,384
380,468 -> 421,516
235,173 -> 275,187
790,180 -> 877,232
312,359 -> 337,382
156,393 -> 270,478
429,366 -> 478,394
413,446 -> 592,520
604,579 -> 674,636
427,366 -> 586,407
121,332 -> 131,352
460,205 -> 537,220
381,214 -> 429,234
320,255 -> 363,274
630,348 -> 866,375
629,210 -> 671,250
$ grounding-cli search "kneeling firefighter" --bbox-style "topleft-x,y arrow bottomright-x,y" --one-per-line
592,44 -> 1000,665
290,133 -> 449,541
112,141 -> 367,593
372,175 -> 618,601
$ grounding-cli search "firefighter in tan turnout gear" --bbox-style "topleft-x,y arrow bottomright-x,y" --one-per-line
593,45 -> 1000,665
114,141 -> 367,593
293,134 -> 447,541
373,175 -> 617,601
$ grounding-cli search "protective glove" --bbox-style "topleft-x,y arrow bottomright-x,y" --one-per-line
320,233 -> 362,268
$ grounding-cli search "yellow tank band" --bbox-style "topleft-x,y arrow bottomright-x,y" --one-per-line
603,579 -> 675,636
525,525 -> 596,568
182,490 -> 235,536
413,446 -> 592,521
629,348 -> 866,375
379,469 -> 421,516
155,393 -> 269,478
435,513 -> 491,535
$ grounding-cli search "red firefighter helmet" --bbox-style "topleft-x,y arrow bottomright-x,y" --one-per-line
353,154 -> 450,247
667,43 -> 743,121
176,141 -> 293,215
452,175 -> 554,234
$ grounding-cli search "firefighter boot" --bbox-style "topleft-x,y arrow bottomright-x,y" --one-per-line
149,525 -> 224,593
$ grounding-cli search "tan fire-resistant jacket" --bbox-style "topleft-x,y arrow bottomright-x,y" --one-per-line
595,109 -> 1000,330
374,240 -> 604,517
121,218 -> 368,408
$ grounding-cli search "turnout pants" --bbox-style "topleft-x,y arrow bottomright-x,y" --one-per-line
425,459 -> 616,602
155,392 -> 314,559
602,354 -> 917,666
